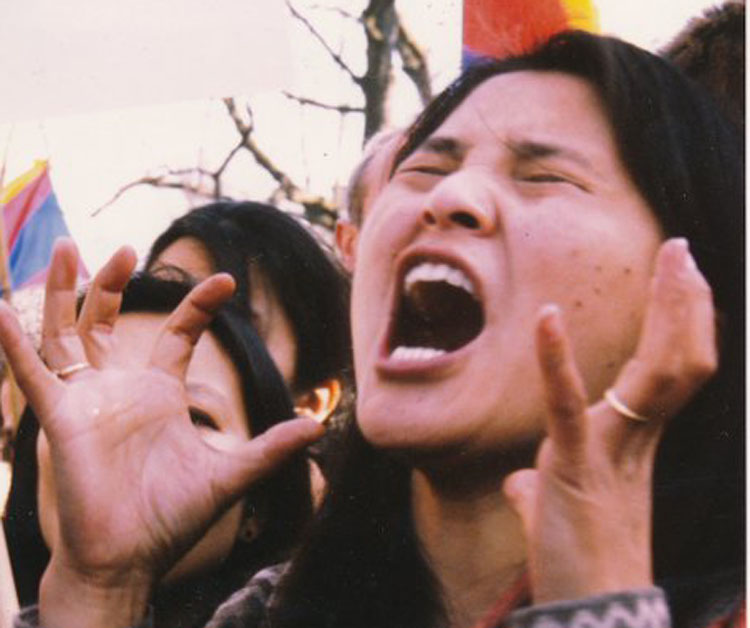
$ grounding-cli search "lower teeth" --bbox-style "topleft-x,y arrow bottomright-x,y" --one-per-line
391,346 -> 447,361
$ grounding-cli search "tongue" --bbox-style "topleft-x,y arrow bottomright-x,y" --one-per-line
394,281 -> 484,353
409,282 -> 469,325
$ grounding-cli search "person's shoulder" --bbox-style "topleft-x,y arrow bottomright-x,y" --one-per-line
204,563 -> 287,628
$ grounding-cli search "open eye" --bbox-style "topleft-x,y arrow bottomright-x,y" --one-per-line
189,407 -> 220,431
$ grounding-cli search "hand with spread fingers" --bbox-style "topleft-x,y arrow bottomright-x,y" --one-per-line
0,239 -> 324,628
503,238 -> 717,604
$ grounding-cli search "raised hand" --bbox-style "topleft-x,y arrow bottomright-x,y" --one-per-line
0,239 -> 323,628
503,238 -> 716,603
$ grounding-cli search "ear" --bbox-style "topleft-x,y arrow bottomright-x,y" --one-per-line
294,378 -> 342,425
335,220 -> 359,273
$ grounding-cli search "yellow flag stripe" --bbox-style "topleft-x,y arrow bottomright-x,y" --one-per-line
0,160 -> 48,205
561,0 -> 599,32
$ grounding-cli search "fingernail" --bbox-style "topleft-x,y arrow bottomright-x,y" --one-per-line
539,303 -> 561,318
674,238 -> 698,271
538,303 -> 563,336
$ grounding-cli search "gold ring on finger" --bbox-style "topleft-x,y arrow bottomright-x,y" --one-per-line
604,388 -> 650,422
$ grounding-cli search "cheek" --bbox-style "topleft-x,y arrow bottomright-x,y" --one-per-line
525,241 -> 653,396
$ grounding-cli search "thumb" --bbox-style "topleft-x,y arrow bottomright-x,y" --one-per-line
503,468 -> 538,532
214,418 -> 325,503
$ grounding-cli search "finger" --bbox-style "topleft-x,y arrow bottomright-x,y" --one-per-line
535,304 -> 588,454
0,302 -> 64,420
149,274 -> 235,379
211,418 -> 324,505
41,239 -> 88,371
612,238 -> 717,423
77,246 -> 137,366
503,468 -> 538,532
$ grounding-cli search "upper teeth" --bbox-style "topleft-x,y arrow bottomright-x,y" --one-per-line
404,262 -> 475,295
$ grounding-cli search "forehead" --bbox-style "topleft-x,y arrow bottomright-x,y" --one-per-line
152,237 -> 298,386
155,237 -> 214,277
420,71 -> 617,161
112,313 -> 244,411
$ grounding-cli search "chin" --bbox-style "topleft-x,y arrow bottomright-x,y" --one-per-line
358,398 -> 542,475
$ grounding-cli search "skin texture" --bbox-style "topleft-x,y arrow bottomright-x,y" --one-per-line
151,237 -> 297,384
151,237 -> 338,500
353,71 -> 664,461
0,240 -> 323,628
37,313 -> 250,585
0,71 -> 717,628
349,71 -> 716,624
335,129 -> 403,271
34,235 -> 304,587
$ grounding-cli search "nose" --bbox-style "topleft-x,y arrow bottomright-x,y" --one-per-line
421,174 -> 497,235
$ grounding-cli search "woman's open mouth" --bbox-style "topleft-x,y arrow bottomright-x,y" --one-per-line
387,259 -> 485,364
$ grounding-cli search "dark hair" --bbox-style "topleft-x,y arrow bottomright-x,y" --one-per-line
273,31 -> 744,628
4,273 -> 314,626
146,201 -> 351,395
661,1 -> 745,130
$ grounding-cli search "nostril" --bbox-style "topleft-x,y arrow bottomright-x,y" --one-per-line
422,210 -> 438,225
450,211 -> 480,230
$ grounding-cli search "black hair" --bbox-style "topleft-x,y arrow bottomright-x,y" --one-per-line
272,31 -> 744,628
146,201 -> 351,395
4,273 -> 314,627
661,1 -> 745,131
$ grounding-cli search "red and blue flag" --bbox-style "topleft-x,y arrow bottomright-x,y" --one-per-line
0,160 -> 87,292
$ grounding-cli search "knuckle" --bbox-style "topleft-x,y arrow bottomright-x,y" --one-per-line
642,369 -> 680,398
685,354 -> 718,383
548,394 -> 585,422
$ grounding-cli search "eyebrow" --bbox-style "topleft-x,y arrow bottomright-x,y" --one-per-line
186,381 -> 231,412
507,139 -> 594,170
415,136 -> 465,161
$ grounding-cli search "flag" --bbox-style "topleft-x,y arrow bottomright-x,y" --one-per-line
463,0 -> 599,68
0,160 -> 87,292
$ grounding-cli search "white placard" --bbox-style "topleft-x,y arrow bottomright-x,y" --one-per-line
0,0 -> 292,121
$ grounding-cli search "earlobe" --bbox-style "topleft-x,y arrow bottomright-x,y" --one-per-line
294,378 -> 342,425
335,221 -> 358,273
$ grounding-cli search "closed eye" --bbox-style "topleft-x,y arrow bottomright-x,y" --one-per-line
189,407 -> 220,431
519,172 -> 589,192
521,173 -> 569,183
397,165 -> 449,176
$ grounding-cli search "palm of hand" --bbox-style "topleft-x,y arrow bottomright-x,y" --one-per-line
0,240 -> 322,602
46,367 -> 227,581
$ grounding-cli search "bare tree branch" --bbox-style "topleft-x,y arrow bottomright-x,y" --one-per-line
91,2 -> 432,232
91,169 -> 217,216
396,22 -> 432,105
308,4 -> 358,21
286,0 -> 362,85
223,98 -> 297,197
222,98 -> 339,228
282,91 -> 365,114
360,0 -> 397,139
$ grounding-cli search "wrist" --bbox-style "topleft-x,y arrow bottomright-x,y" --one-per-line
39,558 -> 154,628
